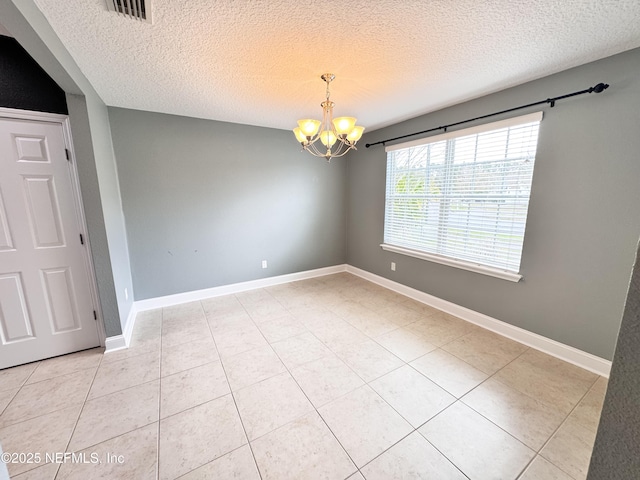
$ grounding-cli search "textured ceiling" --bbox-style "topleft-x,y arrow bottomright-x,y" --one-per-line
30,0 -> 640,132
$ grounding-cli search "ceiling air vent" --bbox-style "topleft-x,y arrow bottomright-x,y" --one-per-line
105,0 -> 152,23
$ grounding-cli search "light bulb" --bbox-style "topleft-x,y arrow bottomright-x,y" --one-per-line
333,117 -> 357,136
347,126 -> 365,143
297,119 -> 321,137
320,130 -> 337,147
293,127 -> 308,144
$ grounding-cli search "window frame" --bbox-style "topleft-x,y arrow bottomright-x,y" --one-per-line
381,111 -> 543,282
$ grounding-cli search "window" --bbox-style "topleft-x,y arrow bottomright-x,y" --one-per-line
382,111 -> 542,282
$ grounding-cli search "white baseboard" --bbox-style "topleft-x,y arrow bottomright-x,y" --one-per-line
104,303 -> 138,353
135,264 -> 348,312
115,262 -> 610,377
104,334 -> 126,352
346,265 -> 611,377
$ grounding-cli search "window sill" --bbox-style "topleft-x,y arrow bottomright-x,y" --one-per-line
380,244 -> 522,283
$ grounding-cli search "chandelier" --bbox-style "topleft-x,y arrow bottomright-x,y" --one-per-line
293,74 -> 365,161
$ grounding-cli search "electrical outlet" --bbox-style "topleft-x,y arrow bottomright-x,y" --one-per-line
262,260 -> 268,269
391,262 -> 396,271
124,287 -> 129,300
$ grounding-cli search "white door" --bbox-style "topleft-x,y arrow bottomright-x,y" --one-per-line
0,116 -> 100,369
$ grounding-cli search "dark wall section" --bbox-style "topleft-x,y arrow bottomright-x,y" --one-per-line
587,240 -> 640,479
0,35 -> 67,114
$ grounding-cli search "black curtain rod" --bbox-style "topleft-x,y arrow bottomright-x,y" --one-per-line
365,82 -> 609,149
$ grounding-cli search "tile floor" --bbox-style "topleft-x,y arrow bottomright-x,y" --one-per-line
0,273 -> 606,479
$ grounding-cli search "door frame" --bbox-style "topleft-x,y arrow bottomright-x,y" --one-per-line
0,106 -> 106,347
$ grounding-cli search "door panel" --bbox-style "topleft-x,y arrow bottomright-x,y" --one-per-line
0,117 -> 99,368
14,135 -> 49,162
0,189 -> 15,251
23,175 -> 65,247
0,273 -> 34,343
41,267 -> 80,333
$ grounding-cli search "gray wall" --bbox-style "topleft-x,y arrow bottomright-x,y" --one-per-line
66,95 -> 132,336
588,240 -> 640,478
347,48 -> 640,360
109,108 -> 347,300
1,0 -> 135,337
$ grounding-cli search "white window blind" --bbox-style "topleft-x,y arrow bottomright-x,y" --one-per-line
383,111 -> 542,278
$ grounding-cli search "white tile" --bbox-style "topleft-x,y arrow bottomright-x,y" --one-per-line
370,365 -> 455,427
10,463 -> 59,480
207,313 -> 254,335
401,298 -> 442,316
343,311 -> 398,337
377,302 -> 431,327
58,424 -> 157,480
161,361 -> 230,418
235,288 -> 274,306
405,313 -> 477,346
89,351 -> 159,399
361,431 -> 466,479
0,362 -> 39,392
493,349 -> 597,414
244,300 -> 290,324
0,369 -> 94,428
319,385 -> 413,468
271,332 -> 333,369
234,372 -> 314,440
201,294 -> 246,319
519,456 -> 575,480
0,388 -> 18,415
257,314 -> 307,343
27,348 -> 103,384
290,355 -> 364,408
212,323 -> 268,358
161,337 -> 219,377
102,335 -> 160,364
180,445 -> 260,479
69,380 -> 159,451
375,327 -> 437,362
419,402 -> 535,479
221,345 -> 286,391
159,395 -> 247,480
410,349 -> 488,398
304,316 -> 370,350
0,405 -> 80,477
540,415 -> 597,480
462,378 -> 566,450
442,330 -> 528,374
251,411 -> 357,480
163,301 -> 204,322
570,376 -> 607,432
346,473 -> 365,480
3,279 -> 608,480
335,339 -> 404,383
162,321 -> 212,349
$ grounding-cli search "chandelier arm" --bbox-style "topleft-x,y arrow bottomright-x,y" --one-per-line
301,137 -> 357,160
305,141 -> 328,158
328,144 -> 357,158
305,134 -> 321,145
330,140 -> 355,158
